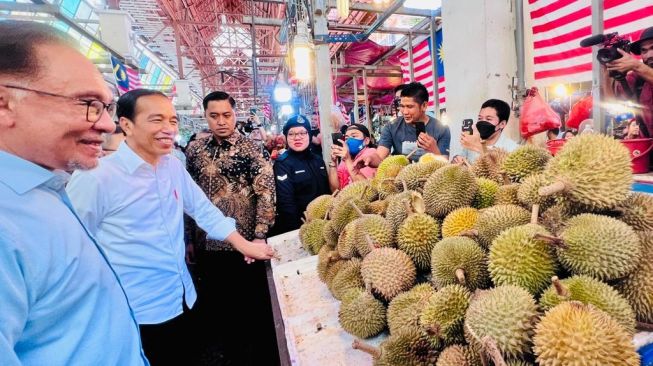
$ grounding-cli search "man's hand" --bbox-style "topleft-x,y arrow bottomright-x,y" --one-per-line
332,143 -> 350,161
241,239 -> 275,264
607,49 -> 643,74
417,133 -> 438,154
185,243 -> 195,265
354,152 -> 382,169
460,124 -> 483,153
451,155 -> 467,165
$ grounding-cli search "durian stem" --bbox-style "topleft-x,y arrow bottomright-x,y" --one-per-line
462,159 -> 473,169
501,172 -> 511,185
332,189 -> 340,197
533,233 -> 567,249
530,204 -> 540,224
551,276 -> 570,298
459,229 -> 479,238
425,324 -> 441,338
352,339 -> 381,358
539,180 -> 568,197
349,200 -> 365,218
417,178 -> 429,183
403,199 -> 414,215
301,217 -> 306,224
406,147 -> 419,160
455,268 -> 467,286
360,185 -> 370,200
479,352 -> 490,366
482,337 -> 507,366
636,322 -> 653,331
327,251 -> 342,263
401,179 -> 408,192
323,209 -> 329,220
364,234 -> 378,252
480,141 -> 488,155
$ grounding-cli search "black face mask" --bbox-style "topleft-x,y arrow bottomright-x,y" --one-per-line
476,121 -> 497,140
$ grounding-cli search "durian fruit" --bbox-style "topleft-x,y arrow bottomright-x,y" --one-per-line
533,302 -> 640,366
616,231 -> 653,323
336,220 -> 359,259
394,160 -> 448,192
616,192 -> 653,231
502,145 -> 551,183
539,203 -> 572,236
352,326 -> 440,366
351,213 -> 395,258
331,180 -> 377,210
506,361 -> 534,366
387,283 -> 436,335
368,199 -> 389,216
441,207 -> 479,238
419,152 -> 447,164
436,344 -> 482,366
464,285 -> 539,359
331,197 -> 370,233
396,201 -> 441,270
419,284 -> 471,345
472,178 -> 499,209
338,287 -> 387,339
431,237 -> 489,290
472,204 -> 531,249
423,165 -> 478,218
373,155 -> 410,198
385,190 -> 424,233
305,194 -> 333,221
495,183 -> 520,205
539,275 -> 635,333
516,173 -> 555,213
317,245 -> 337,282
361,240 -> 417,301
537,213 -> 641,281
539,134 -> 632,211
322,220 -> 339,248
299,218 -> 328,254
330,258 -> 365,300
472,148 -> 509,183
488,223 -> 558,295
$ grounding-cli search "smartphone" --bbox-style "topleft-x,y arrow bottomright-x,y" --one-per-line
462,119 -> 474,135
415,121 -> 426,139
331,132 -> 344,146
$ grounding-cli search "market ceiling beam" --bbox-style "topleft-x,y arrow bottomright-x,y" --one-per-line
245,0 -> 434,17
328,22 -> 430,35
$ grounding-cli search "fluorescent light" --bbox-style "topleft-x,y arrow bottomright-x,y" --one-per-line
404,0 -> 441,11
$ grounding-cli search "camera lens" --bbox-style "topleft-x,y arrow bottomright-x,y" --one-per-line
597,47 -> 622,64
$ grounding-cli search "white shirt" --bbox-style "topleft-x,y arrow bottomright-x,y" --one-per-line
67,141 -> 237,324
450,133 -> 519,164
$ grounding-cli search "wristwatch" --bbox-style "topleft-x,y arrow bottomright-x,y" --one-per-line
254,232 -> 267,240
328,162 -> 337,168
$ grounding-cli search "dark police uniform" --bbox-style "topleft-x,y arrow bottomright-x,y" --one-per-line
271,148 -> 330,235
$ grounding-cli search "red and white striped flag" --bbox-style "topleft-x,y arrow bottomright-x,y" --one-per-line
529,0 -> 653,84
399,32 -> 446,109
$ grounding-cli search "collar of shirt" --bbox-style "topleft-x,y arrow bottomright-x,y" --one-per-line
113,140 -> 170,174
0,151 -> 71,195
208,131 -> 242,149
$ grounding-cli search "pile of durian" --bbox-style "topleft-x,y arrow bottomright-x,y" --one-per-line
299,134 -> 653,366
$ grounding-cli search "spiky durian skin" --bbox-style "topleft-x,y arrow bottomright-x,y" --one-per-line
506,361 -> 534,366
394,160 -> 448,192
533,302 -> 640,366
330,258 -> 364,301
430,237 -> 489,290
488,224 -> 558,295
419,284 -> 471,345
544,134 -> 632,210
338,288 -> 387,339
539,275 -> 635,333
331,197 -> 370,233
423,165 -> 478,218
305,194 -> 333,221
441,207 -> 479,238
464,285 -> 539,359
419,152 -> 446,164
361,247 -> 417,301
322,220 -> 339,248
374,155 -> 410,198
387,283 -> 436,335
368,199 -> 389,216
502,145 -> 551,182
353,215 -> 395,257
385,191 -> 417,232
616,232 -> 653,323
397,213 -> 441,270
472,178 -> 499,209
378,326 -> 440,366
495,183 -> 521,205
472,148 -> 509,183
516,173 -> 555,210
317,245 -> 336,282
617,192 -> 653,231
336,220 -> 359,259
558,213 -> 641,281
474,204 -> 531,249
299,219 -> 328,254
436,345 -> 482,366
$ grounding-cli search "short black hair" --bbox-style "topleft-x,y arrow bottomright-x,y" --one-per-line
548,127 -> 560,135
400,82 -> 429,105
394,84 -> 406,94
203,91 -> 236,110
117,89 -> 167,121
481,99 -> 511,123
0,21 -> 73,79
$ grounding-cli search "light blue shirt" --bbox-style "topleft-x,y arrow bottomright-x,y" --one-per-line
450,132 -> 520,164
0,151 -> 147,366
67,141 -> 237,324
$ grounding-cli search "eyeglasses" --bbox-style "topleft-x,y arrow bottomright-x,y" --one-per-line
1,84 -> 116,123
287,131 -> 308,139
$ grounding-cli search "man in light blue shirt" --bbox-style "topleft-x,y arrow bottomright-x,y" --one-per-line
66,89 -> 275,365
0,21 -> 147,366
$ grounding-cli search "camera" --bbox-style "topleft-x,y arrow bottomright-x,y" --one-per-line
580,32 -> 631,80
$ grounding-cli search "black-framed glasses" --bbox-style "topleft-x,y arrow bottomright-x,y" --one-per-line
1,84 -> 116,123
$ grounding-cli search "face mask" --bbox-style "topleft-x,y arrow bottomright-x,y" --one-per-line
346,137 -> 365,156
476,121 -> 497,140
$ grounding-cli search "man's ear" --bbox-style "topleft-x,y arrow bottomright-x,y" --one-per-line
0,86 -> 16,128
119,117 -> 133,137
498,120 -> 508,130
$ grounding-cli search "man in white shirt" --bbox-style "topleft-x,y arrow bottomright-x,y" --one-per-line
66,89 -> 275,365
451,98 -> 519,164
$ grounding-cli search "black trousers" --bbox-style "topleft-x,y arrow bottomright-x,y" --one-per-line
195,249 -> 280,366
139,302 -> 200,366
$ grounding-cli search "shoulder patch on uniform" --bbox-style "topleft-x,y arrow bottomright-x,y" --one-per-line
277,174 -> 288,181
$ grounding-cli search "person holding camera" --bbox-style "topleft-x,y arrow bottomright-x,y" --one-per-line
602,26 -> 653,137
328,123 -> 377,190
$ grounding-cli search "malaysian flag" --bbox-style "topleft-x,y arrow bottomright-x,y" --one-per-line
399,29 -> 446,109
111,55 -> 142,95
529,0 -> 653,84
